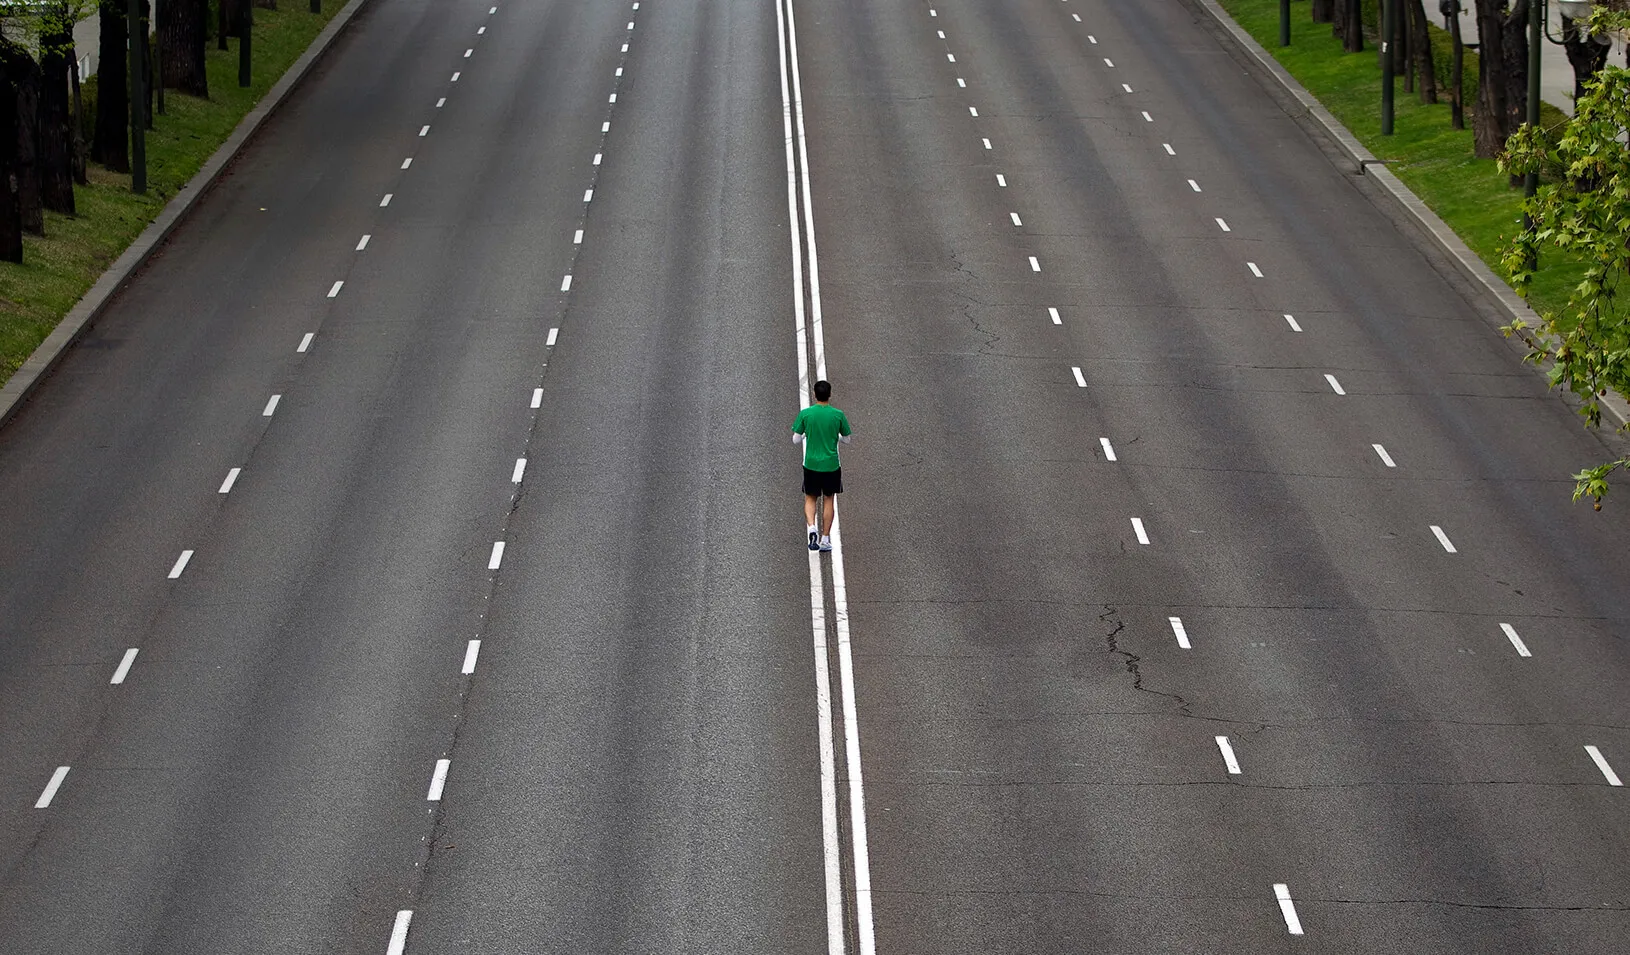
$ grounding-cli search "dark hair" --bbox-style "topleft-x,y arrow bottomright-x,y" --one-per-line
813,380 -> 832,402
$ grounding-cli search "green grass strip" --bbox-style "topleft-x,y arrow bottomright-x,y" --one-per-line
0,3 -> 341,387
1215,0 -> 1585,323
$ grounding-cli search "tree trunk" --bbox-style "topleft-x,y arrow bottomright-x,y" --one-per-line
0,42 -> 27,261
70,46 -> 86,184
1401,0 -> 1416,93
1501,0 -> 1529,138
219,0 -> 231,49
141,1 -> 155,130
1562,17 -> 1610,102
161,0 -> 210,96
254,0 -> 275,8
1409,0 -> 1437,102
1343,0 -> 1364,53
93,0 -> 130,172
1333,0 -> 1347,38
39,5 -> 75,215
1312,0 -> 1334,23
15,56 -> 43,235
1472,0 -> 1508,157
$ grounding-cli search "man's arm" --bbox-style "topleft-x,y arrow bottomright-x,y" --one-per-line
838,412 -> 853,445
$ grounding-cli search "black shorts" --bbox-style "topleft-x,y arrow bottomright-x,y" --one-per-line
803,467 -> 843,497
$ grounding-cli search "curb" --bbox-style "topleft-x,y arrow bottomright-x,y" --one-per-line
0,0 -> 372,430
1192,0 -> 1630,430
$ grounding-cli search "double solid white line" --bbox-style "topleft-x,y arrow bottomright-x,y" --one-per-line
776,1 -> 875,951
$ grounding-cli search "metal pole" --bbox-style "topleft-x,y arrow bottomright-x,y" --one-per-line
128,0 -> 146,193
154,0 -> 164,115
239,0 -> 252,87
1382,0 -> 1396,134
1525,0 -> 1542,200
1280,0 -> 1290,45
311,0 -> 320,13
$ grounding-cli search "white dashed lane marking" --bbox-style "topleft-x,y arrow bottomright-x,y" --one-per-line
996,174 -> 1007,187
1168,616 -> 1190,648
451,71 -> 460,81
110,648 -> 139,684
418,125 -> 430,137
512,458 -> 527,483
1029,256 -> 1041,272
168,550 -> 194,579
263,394 -> 282,416
1430,525 -> 1457,553
1284,314 -> 1302,332
1274,884 -> 1304,935
1188,179 -> 1201,192
547,327 -> 560,347
1130,518 -> 1150,545
1215,735 -> 1241,773
380,194 -> 392,207
1141,110 -> 1152,121
400,158 -> 412,170
1010,212 -> 1022,226
356,235 -> 370,251
462,639 -> 482,674
1216,218 -> 1230,232
1100,437 -> 1116,461
328,280 -> 345,297
1071,366 -> 1087,388
1163,143 -> 1175,155
1585,745 -> 1623,786
427,759 -> 451,801
982,138 -> 992,149
34,767 -> 70,809
561,275 -> 573,292
1500,623 -> 1532,657
488,541 -> 505,570
386,911 -> 413,955
1048,307 -> 1061,325
1247,262 -> 1263,278
1324,374 -> 1345,395
530,388 -> 543,409
219,467 -> 242,493
1372,444 -> 1396,467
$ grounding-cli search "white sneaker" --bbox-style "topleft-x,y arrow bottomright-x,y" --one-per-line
808,529 -> 819,551
818,536 -> 833,552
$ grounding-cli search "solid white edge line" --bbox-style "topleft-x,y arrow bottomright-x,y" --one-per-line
784,0 -> 873,948
35,766 -> 70,808
263,394 -> 281,416
219,467 -> 242,493
530,388 -> 543,408
1324,373 -> 1344,395
776,0 -> 841,946
1585,745 -> 1623,786
512,458 -> 527,483
1071,366 -> 1087,388
427,758 -> 451,801
111,648 -> 139,684
1274,883 -> 1304,935
1499,623 -> 1532,657
1373,444 -> 1396,467
547,327 -> 560,347
1215,735 -> 1241,773
386,910 -> 413,955
297,331 -> 315,352
488,541 -> 505,570
462,639 -> 482,674
1430,524 -> 1457,553
168,550 -> 194,578
1100,437 -> 1116,461
1131,517 -> 1149,545
1168,615 -> 1190,648
1048,307 -> 1061,325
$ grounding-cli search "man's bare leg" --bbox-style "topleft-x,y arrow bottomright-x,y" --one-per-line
822,495 -> 835,536
805,494 -> 820,529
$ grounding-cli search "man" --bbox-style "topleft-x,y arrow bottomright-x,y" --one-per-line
791,379 -> 852,552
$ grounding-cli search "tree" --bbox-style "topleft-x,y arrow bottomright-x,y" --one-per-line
1501,9 -> 1630,506
1472,0 -> 1511,157
1312,0 -> 1334,22
92,0 -> 129,172
1334,0 -> 1364,52
1561,15 -> 1610,102
0,40 -> 25,261
14,50 -> 42,235
1500,0 -> 1531,138
38,2 -> 76,214
1407,0 -> 1438,102
159,0 -> 208,97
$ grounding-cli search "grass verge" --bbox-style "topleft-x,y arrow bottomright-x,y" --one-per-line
1214,0 -> 1586,324
0,2 -> 341,387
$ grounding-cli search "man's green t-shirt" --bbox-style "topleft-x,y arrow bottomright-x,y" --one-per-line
792,403 -> 851,472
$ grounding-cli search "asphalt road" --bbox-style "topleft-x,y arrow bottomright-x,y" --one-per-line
0,0 -> 1626,952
